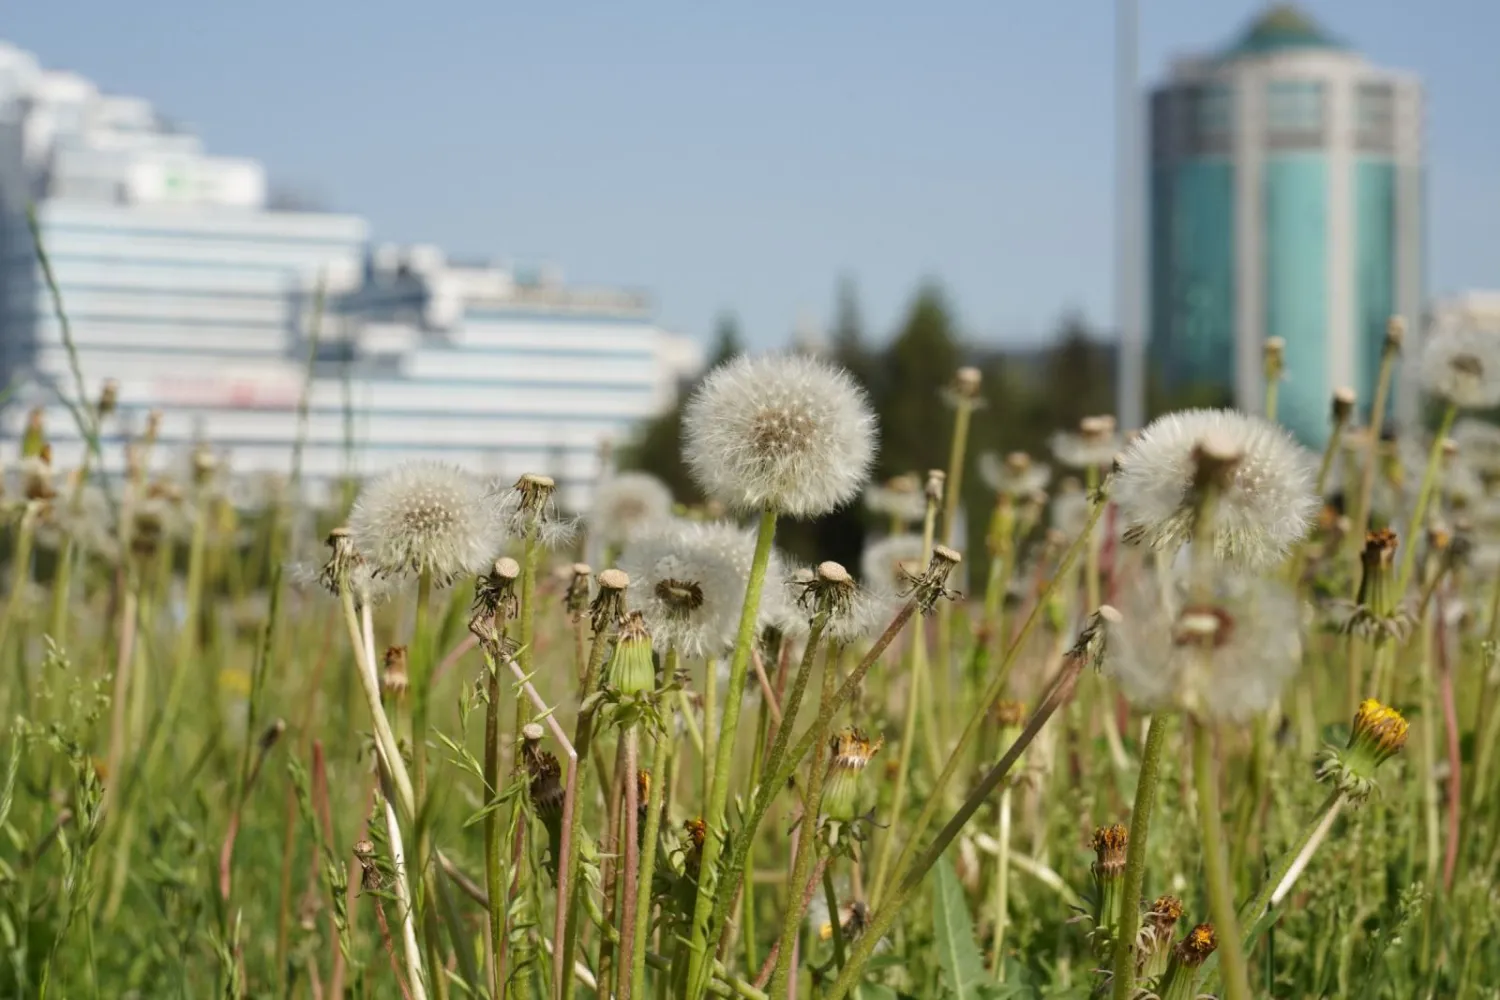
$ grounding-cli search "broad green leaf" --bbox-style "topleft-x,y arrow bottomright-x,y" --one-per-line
931,853 -> 990,999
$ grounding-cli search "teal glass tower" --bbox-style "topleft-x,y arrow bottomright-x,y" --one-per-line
1146,5 -> 1424,446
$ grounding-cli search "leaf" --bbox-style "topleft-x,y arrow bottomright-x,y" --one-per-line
931,853 -> 990,1000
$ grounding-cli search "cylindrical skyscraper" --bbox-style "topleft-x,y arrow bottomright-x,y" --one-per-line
1147,5 -> 1424,445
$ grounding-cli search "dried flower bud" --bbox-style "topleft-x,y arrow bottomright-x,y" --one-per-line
822,727 -> 883,821
566,563 -> 593,615
473,557 -> 522,626
383,646 -> 410,698
1263,336 -> 1286,379
682,818 -> 708,879
908,544 -> 962,613
591,568 -> 630,634
1139,895 -> 1185,980
1090,823 -> 1129,956
952,366 -> 982,398
97,379 -> 119,418
924,469 -> 946,503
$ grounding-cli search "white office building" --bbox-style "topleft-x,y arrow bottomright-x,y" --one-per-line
0,41 -> 700,509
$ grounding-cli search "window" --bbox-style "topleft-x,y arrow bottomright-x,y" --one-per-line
1267,80 -> 1324,132
1195,84 -> 1233,136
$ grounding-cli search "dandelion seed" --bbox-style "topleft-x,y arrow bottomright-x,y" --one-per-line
979,451 -> 1051,497
1104,568 -> 1301,722
590,471 -> 673,547
349,460 -> 502,584
681,353 -> 877,517
1113,408 -> 1318,569
1419,320 -> 1500,409
618,519 -> 788,658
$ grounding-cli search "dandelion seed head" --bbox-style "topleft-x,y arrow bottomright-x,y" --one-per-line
864,473 -> 928,525
860,534 -> 927,596
1050,415 -> 1123,470
1419,321 -> 1500,410
618,519 -> 788,658
489,472 -> 577,550
349,460 -> 501,584
589,471 -> 673,547
777,559 -> 890,644
1113,408 -> 1319,569
1104,568 -> 1302,722
682,353 -> 877,517
979,450 -> 1051,496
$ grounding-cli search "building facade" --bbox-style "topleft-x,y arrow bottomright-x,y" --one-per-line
0,41 -> 700,509
1145,5 -> 1423,445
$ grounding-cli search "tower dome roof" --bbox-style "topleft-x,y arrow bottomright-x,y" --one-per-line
1221,4 -> 1344,59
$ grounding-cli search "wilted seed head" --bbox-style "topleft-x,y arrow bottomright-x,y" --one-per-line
1317,699 -> 1408,802
383,646 -> 410,699
1419,321 -> 1500,410
491,472 -> 577,549
953,366 -> 983,398
608,612 -> 657,695
823,727 -> 884,821
1264,336 -> 1286,379
924,469 -> 946,503
590,568 -> 630,634
566,563 -> 593,615
473,556 -> 522,624
349,460 -> 501,584
590,471 -> 673,547
860,534 -> 927,596
682,353 -> 878,518
1114,408 -> 1319,569
907,545 -> 962,614
1332,386 -> 1357,424
1142,893 -> 1185,977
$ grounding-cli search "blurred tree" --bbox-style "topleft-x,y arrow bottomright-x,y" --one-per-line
830,276 -> 877,389
878,283 -> 962,478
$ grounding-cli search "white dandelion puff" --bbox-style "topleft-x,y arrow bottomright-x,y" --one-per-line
860,534 -> 928,596
589,471 -> 673,547
1050,415 -> 1123,470
863,474 -> 928,526
978,451 -> 1051,497
682,353 -> 878,518
1453,418 -> 1500,474
348,460 -> 503,584
1112,408 -> 1319,569
1049,478 -> 1093,540
490,472 -> 578,550
618,519 -> 787,659
1419,321 -> 1500,410
1104,568 -> 1302,722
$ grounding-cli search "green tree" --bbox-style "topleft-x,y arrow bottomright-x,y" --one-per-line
878,283 -> 962,478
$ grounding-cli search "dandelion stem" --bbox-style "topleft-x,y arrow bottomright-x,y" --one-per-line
987,783 -> 1013,980
1395,403 -> 1457,596
0,502 -> 41,706
1349,338 -> 1399,562
685,506 -> 779,1000
618,725 -> 643,1000
1110,712 -> 1171,1000
483,649 -> 505,1000
1191,722 -> 1250,1000
631,710 -> 675,1000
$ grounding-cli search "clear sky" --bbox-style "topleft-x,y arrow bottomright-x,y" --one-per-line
9,1 -> 1498,348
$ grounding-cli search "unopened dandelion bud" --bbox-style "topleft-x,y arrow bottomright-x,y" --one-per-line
1384,315 -> 1406,352
1139,895 -> 1185,980
822,727 -> 883,821
1357,529 -> 1398,616
591,568 -> 629,634
566,562 -> 593,615
21,407 -> 46,460
1158,923 -> 1217,1000
1332,386 -> 1356,424
1090,824 -> 1129,952
1317,699 -> 1408,802
527,747 -> 565,881
1263,336 -> 1286,380
607,611 -> 657,695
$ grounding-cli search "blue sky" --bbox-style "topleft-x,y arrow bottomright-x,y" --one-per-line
9,2 -> 1498,348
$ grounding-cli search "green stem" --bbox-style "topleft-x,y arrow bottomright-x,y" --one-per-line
702,656 -> 718,804
1191,722 -> 1250,1000
685,507 -> 779,1000
1348,342 -> 1399,562
632,715 -> 675,1000
1395,403 -> 1458,596
987,784 -> 1012,979
884,496 -> 1108,903
822,866 -> 848,974
1237,788 -> 1344,932
935,396 -> 975,751
0,503 -> 40,690
618,725 -> 643,1000
483,654 -> 505,1000
1110,713 -> 1171,1000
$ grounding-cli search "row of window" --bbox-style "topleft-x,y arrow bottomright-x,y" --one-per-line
1183,80 -> 1397,138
